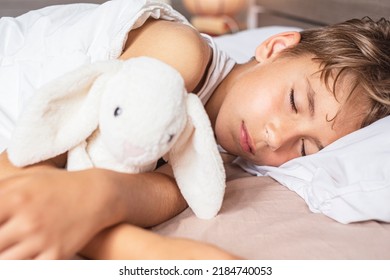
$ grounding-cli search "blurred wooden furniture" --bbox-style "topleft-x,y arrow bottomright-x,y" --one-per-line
183,0 -> 247,35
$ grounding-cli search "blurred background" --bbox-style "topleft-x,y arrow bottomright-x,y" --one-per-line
1,0 -> 389,34
0,0 -> 252,35
0,0 -> 108,17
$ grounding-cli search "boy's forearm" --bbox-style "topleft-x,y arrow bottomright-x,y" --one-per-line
81,223 -> 240,260
80,223 -> 165,259
97,167 -> 187,228
1,150 -> 186,227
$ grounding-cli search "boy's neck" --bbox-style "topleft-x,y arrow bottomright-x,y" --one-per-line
205,60 -> 257,130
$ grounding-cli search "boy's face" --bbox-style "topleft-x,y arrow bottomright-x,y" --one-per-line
214,54 -> 364,166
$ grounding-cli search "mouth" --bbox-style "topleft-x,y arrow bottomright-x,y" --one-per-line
240,121 -> 255,155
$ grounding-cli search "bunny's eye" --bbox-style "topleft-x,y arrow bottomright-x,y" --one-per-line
114,107 -> 122,117
167,134 -> 175,143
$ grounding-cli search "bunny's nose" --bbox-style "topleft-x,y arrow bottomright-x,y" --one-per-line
124,142 -> 146,158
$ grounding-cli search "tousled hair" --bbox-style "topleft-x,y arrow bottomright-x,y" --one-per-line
282,17 -> 390,127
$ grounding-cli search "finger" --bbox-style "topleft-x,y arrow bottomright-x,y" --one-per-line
0,220 -> 20,253
0,184 -> 23,225
0,240 -> 38,260
34,249 -> 60,260
0,213 -> 41,253
0,214 -> 9,227
0,197 -> 11,226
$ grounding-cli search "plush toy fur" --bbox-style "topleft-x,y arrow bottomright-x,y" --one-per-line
7,57 -> 226,219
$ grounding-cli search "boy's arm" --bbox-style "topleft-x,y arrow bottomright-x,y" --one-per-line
91,164 -> 187,228
120,18 -> 211,93
0,151 -> 186,259
81,223 -> 240,260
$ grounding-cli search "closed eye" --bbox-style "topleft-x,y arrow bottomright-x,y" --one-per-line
301,139 -> 306,156
290,89 -> 298,113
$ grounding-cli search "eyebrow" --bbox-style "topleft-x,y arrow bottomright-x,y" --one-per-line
306,77 -> 324,151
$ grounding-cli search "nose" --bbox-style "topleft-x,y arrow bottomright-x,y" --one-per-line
265,118 -> 300,151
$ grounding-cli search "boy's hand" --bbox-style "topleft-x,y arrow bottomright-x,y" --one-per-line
0,168 -> 116,259
0,151 -> 187,260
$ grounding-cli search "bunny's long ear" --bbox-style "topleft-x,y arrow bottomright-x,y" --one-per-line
168,94 -> 226,219
7,60 -> 122,167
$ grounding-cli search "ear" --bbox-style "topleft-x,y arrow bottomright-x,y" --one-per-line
255,31 -> 301,61
7,60 -> 122,167
168,94 -> 226,219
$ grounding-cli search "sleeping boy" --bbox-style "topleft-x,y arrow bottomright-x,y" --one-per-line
0,0 -> 389,259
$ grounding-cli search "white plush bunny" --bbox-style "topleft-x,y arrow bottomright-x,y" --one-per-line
7,56 -> 226,219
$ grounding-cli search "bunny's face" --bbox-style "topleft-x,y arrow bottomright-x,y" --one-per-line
98,57 -> 188,167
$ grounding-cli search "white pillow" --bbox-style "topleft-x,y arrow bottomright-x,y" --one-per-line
236,116 -> 390,224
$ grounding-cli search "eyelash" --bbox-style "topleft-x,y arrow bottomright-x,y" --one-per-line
301,139 -> 306,156
289,89 -> 298,113
290,89 -> 306,156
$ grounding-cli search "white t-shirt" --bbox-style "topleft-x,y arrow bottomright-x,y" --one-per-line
0,0 -> 235,152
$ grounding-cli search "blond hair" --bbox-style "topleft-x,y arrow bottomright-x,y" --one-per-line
283,17 -> 390,127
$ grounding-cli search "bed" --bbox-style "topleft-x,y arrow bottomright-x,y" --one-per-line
1,0 -> 389,260
151,0 -> 390,259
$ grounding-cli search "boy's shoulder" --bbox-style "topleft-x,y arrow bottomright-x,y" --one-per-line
120,19 -> 211,92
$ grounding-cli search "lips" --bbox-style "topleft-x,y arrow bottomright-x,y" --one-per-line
240,121 -> 255,155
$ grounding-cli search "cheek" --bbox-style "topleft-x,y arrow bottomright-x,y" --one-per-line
227,81 -> 265,117
214,105 -> 237,153
232,72 -> 283,116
